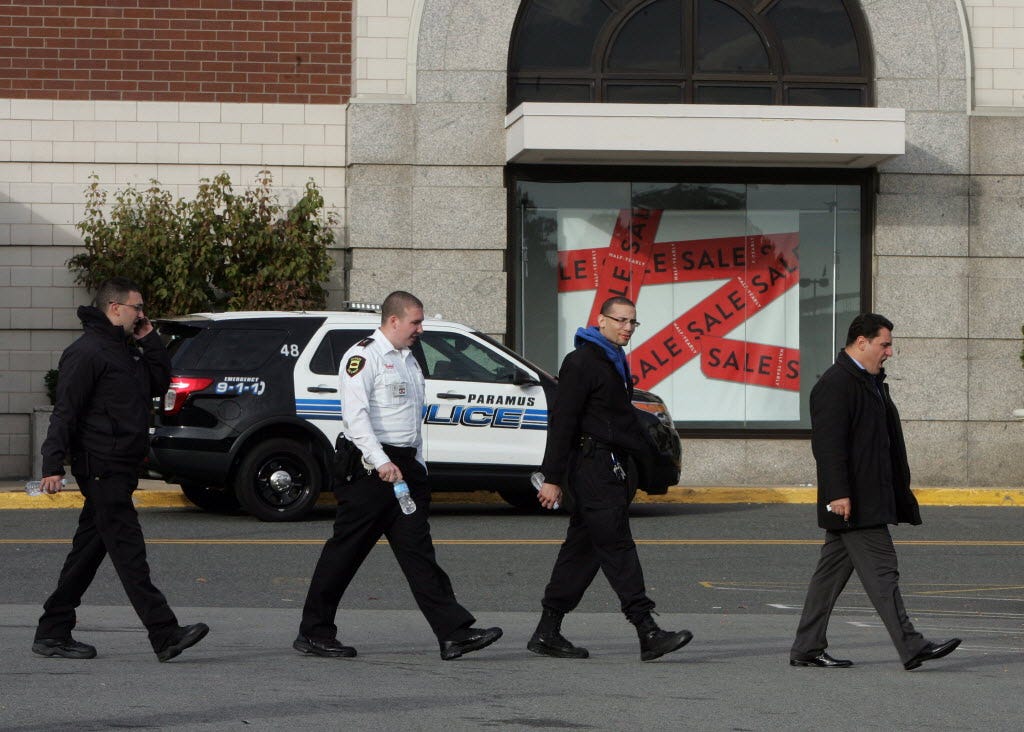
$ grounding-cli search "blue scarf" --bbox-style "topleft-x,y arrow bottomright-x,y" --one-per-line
575,326 -> 631,388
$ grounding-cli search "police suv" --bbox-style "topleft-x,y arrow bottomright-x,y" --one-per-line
148,309 -> 682,521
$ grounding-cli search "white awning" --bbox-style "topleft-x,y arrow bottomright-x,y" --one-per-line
505,102 -> 905,168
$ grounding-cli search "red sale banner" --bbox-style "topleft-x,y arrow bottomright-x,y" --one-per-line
628,259 -> 798,390
699,336 -> 800,391
585,208 -> 662,326
559,231 -> 800,292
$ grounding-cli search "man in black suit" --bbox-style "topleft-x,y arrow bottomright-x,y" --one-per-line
790,313 -> 960,671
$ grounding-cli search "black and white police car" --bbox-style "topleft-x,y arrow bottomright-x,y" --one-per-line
148,308 -> 682,521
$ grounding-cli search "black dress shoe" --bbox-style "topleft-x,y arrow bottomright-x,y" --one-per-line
293,635 -> 357,658
32,637 -> 97,659
527,630 -> 589,659
790,652 -> 853,668
157,623 -> 209,662
903,638 -> 961,670
440,626 -> 502,660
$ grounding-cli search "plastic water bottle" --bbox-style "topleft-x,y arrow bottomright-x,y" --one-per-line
393,480 -> 416,515
24,477 -> 74,495
530,471 -> 559,510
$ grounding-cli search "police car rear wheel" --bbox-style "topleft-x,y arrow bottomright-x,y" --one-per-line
236,438 -> 321,521
180,482 -> 241,514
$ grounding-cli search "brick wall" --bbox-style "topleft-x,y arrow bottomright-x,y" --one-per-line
0,0 -> 352,104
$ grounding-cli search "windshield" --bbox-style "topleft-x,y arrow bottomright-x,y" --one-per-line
469,329 -> 557,382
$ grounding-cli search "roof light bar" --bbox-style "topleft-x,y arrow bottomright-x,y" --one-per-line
342,301 -> 381,312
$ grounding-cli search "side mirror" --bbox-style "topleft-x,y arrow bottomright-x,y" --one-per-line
513,369 -> 540,387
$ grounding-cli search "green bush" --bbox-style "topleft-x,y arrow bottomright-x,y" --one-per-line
68,170 -> 336,318
44,369 -> 58,405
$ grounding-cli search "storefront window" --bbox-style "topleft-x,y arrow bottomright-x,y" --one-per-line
512,177 -> 865,431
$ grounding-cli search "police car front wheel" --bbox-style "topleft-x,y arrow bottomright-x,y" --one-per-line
235,438 -> 322,522
180,482 -> 240,514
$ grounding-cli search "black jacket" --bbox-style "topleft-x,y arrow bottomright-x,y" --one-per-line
810,350 -> 920,530
540,340 -> 648,486
41,306 -> 171,476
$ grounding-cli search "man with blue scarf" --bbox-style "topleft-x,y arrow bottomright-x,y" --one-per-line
528,296 -> 693,662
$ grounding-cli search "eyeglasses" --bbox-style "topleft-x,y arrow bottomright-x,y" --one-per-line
603,314 -> 640,328
111,301 -> 145,313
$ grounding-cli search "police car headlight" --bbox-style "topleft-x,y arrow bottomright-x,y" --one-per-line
634,400 -> 674,427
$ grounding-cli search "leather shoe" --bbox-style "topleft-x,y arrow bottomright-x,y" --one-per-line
440,626 -> 502,660
903,638 -> 961,670
528,630 -> 589,659
32,637 -> 97,659
790,652 -> 853,668
293,635 -> 357,658
156,623 -> 209,662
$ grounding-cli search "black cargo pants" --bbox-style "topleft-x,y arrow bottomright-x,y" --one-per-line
540,441 -> 655,623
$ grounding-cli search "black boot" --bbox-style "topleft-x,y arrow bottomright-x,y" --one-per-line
634,614 -> 692,662
527,608 -> 589,659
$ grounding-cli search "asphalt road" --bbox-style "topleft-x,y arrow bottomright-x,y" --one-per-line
1,501 -> 1022,731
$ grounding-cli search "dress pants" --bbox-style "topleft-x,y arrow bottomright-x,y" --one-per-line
299,445 -> 475,642
541,446 -> 655,624
35,455 -> 179,651
791,526 -> 927,664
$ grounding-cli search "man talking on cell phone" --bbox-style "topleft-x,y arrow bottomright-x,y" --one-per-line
32,277 -> 208,662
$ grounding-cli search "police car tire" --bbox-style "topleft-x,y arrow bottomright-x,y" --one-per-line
180,482 -> 241,514
235,438 -> 322,522
497,488 -> 544,511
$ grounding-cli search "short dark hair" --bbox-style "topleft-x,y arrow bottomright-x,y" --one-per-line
845,313 -> 894,345
600,296 -> 635,315
381,290 -> 423,323
94,277 -> 142,311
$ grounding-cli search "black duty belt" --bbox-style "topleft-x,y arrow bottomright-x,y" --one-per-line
382,444 -> 417,459
578,434 -> 612,452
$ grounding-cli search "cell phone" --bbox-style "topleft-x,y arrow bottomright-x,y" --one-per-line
134,317 -> 149,334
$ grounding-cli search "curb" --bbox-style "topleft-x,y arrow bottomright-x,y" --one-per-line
639,486 -> 1024,507
2,485 -> 1022,510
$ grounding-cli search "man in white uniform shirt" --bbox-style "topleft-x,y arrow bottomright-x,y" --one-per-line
294,291 -> 502,660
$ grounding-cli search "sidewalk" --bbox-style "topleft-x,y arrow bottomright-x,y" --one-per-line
2,479 -> 1022,509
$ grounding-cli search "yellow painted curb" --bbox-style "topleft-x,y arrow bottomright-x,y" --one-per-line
2,485 -> 1022,509
636,486 -> 1024,507
910,487 -> 1024,507
1,493 -> 88,509
1,491 -> 194,509
640,487 -> 816,505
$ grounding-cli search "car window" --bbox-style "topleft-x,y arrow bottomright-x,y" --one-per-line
178,328 -> 289,371
310,329 -> 374,375
419,331 -> 518,383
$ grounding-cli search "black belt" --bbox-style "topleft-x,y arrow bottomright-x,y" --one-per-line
382,444 -> 417,460
578,434 -> 613,453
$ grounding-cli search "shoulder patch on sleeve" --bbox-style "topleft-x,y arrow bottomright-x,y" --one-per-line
357,337 -> 374,347
345,355 -> 367,376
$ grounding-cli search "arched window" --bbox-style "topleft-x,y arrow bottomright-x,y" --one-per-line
508,0 -> 873,110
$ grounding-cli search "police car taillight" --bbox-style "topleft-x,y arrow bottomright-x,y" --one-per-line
164,377 -> 213,414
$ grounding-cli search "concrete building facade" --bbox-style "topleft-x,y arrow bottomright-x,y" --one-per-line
1,0 -> 1022,488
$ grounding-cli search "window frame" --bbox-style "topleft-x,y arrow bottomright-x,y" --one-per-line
504,163 -> 876,439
